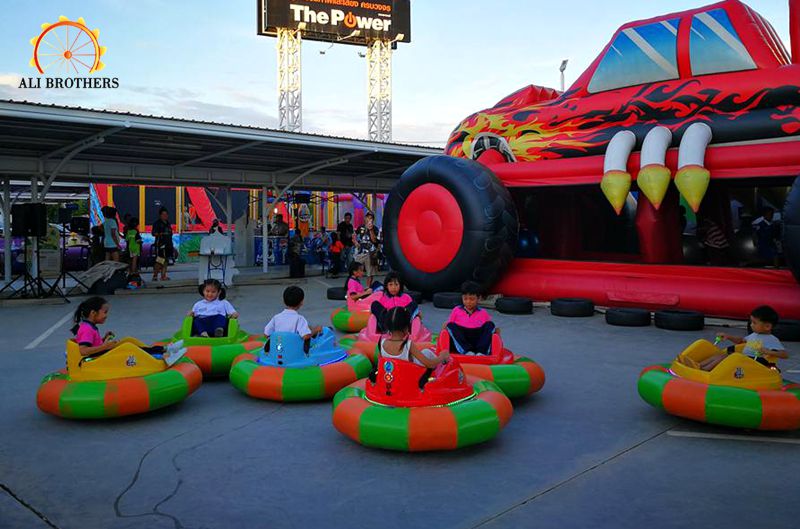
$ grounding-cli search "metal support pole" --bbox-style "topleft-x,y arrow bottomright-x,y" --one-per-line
268,186 -> 269,274
3,178 -> 10,285
367,39 -> 392,142
30,174 -> 38,278
277,27 -> 302,132
226,187 -> 233,247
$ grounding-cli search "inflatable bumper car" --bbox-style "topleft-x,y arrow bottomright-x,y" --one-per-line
638,339 -> 800,430
436,330 -> 545,399
159,317 -> 264,377
230,328 -> 372,402
37,338 -> 202,419
332,357 -> 512,451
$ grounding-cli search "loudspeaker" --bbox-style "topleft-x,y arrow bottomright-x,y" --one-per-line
69,216 -> 90,235
11,203 -> 47,237
58,208 -> 72,224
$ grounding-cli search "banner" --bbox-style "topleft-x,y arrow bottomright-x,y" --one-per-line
258,0 -> 410,45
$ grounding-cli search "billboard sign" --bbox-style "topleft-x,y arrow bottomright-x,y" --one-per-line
258,1 -> 410,46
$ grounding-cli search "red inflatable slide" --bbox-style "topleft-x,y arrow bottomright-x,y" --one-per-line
185,187 -> 217,232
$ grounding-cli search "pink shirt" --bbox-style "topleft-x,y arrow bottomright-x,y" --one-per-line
347,277 -> 364,296
75,321 -> 103,347
447,306 -> 491,329
377,292 -> 412,310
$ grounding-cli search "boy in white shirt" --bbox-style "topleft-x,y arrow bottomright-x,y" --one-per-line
264,286 -> 322,352
189,279 -> 239,337
700,305 -> 788,371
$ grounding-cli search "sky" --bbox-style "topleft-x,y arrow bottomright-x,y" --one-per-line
0,0 -> 792,147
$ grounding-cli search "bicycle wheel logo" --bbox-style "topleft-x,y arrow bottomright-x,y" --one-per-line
29,16 -> 106,75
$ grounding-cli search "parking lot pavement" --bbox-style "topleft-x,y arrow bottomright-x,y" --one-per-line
1,280 -> 798,529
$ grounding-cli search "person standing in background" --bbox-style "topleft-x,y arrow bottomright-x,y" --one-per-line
354,212 -> 381,287
151,207 -> 173,281
271,214 -> 289,237
101,206 -> 120,262
337,212 -> 355,270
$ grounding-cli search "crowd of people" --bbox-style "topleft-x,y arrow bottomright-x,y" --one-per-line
90,204 -> 380,283
300,210 -> 383,279
90,206 -> 174,283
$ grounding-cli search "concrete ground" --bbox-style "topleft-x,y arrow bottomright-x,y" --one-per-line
1,278 -> 799,529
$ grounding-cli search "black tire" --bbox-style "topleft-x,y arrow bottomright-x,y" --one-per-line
783,176 -> 800,283
326,286 -> 347,301
406,290 -> 424,305
605,307 -> 651,327
654,310 -> 705,331
774,320 -> 800,342
550,298 -> 595,317
496,296 -> 533,315
383,155 -> 518,294
433,292 -> 462,309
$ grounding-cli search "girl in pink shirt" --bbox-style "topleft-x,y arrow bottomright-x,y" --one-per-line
371,272 -> 418,332
345,262 -> 372,301
71,297 -> 119,357
345,262 -> 383,310
70,296 -> 185,364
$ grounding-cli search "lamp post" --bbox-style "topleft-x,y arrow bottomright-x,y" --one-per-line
559,59 -> 569,92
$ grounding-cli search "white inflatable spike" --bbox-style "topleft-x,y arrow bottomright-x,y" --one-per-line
677,122 -> 712,169
675,123 -> 713,212
640,126 -> 672,168
637,126 -> 673,209
603,130 -> 637,174
601,130 -> 636,215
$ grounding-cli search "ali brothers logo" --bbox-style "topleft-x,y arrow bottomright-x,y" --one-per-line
19,15 -> 119,89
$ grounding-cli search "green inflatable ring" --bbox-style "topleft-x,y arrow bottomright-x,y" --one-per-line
330,308 -> 370,333
158,317 -> 265,377
36,358 -> 203,420
638,364 -> 800,430
332,378 -> 513,451
229,351 -> 373,402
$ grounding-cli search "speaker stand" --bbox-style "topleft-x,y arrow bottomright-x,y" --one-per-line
48,228 -> 88,299
0,237 -> 68,302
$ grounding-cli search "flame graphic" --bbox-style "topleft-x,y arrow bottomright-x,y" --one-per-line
446,78 -> 800,162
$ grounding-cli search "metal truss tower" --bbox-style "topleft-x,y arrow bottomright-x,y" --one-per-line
277,28 -> 302,132
366,39 -> 392,142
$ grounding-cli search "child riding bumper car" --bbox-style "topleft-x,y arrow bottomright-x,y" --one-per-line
332,357 -> 512,451
37,338 -> 201,419
638,339 -> 800,430
159,316 -> 265,377
436,329 -> 545,399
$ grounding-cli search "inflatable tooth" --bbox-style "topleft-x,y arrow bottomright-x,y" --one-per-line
675,123 -> 712,213
637,126 -> 672,209
601,130 -> 636,215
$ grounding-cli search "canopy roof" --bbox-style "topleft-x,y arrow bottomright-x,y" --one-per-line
0,100 -> 440,194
